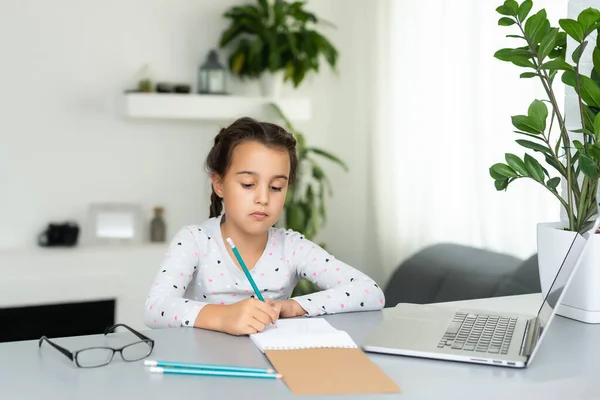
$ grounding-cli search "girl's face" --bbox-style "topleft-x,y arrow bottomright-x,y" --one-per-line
212,140 -> 291,236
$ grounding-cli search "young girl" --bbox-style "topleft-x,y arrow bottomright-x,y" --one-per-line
143,117 -> 385,335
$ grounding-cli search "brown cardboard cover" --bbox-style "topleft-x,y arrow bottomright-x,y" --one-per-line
265,348 -> 401,395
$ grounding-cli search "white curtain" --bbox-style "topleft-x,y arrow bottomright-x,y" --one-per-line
371,0 -> 568,277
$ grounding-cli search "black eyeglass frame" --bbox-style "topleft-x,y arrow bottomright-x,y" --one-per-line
38,323 -> 155,368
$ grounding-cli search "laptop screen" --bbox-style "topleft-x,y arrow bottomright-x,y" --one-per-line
533,217 -> 599,344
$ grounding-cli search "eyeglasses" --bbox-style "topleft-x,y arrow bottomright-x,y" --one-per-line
39,323 -> 155,368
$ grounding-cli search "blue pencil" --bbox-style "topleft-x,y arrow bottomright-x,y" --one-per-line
144,360 -> 275,374
226,237 -> 265,301
149,366 -> 283,379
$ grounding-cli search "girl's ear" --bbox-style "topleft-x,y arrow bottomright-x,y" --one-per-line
211,173 -> 224,198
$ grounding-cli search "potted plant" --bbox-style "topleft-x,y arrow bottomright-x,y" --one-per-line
269,103 -> 348,296
218,0 -> 339,97
489,0 -> 600,322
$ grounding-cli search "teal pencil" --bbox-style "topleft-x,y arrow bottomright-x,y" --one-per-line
144,360 -> 275,374
225,237 -> 265,301
226,237 -> 277,328
149,366 -> 283,379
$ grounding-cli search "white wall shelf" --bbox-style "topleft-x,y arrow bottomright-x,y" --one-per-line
122,93 -> 311,122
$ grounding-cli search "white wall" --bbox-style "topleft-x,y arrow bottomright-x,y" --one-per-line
0,0 -> 241,250
0,0 -> 381,319
290,1 -> 382,283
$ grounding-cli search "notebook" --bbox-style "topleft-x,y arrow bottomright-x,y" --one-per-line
249,318 -> 400,395
249,318 -> 357,351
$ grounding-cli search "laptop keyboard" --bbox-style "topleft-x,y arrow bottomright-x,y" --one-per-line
437,312 -> 518,354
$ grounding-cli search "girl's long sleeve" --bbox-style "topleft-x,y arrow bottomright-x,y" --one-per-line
285,231 -> 385,316
143,227 -> 207,328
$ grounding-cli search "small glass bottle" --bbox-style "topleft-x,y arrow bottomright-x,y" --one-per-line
150,206 -> 166,243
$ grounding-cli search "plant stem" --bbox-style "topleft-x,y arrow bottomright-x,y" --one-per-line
518,21 -> 576,230
578,177 -> 589,226
575,63 -> 588,144
530,176 -> 571,212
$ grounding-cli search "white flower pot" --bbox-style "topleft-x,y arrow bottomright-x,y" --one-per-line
259,71 -> 284,98
537,222 -> 600,323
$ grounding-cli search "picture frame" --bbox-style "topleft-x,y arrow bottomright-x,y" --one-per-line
85,203 -> 144,245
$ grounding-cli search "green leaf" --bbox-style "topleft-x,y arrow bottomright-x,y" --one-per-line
559,18 -> 584,42
539,58 -> 574,71
505,153 -> 529,176
536,20 -> 551,45
491,163 -> 518,178
517,0 -> 533,22
520,72 -> 539,78
305,147 -> 349,171
273,0 -> 286,27
507,34 -> 525,39
579,75 -> 600,108
562,71 -> 600,108
594,112 -> 600,138
310,31 -> 338,68
593,48 -> 600,78
524,154 -> 545,181
258,0 -> 270,19
572,41 -> 588,63
571,128 -> 596,137
494,48 -> 535,68
528,99 -> 548,131
512,57 -> 536,68
588,142 -> 600,160
544,153 -> 564,172
514,130 -> 544,140
516,139 -> 551,153
496,4 -> 515,16
494,48 -> 531,60
499,17 -> 516,26
503,0 -> 519,15
582,104 -> 597,132
591,68 -> 600,91
489,166 -> 506,180
538,28 -> 559,60
295,133 -> 307,153
573,140 -> 585,152
286,202 -> 306,233
269,102 -> 295,132
512,115 -> 542,134
549,32 -> 567,59
577,7 -> 600,33
579,153 -> 600,179
494,179 -> 509,191
572,151 -> 581,167
524,9 -> 547,44
547,177 -> 561,190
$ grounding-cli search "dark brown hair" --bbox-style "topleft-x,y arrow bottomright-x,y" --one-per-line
206,117 -> 298,218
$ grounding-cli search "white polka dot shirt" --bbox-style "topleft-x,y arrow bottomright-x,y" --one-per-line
143,215 -> 385,329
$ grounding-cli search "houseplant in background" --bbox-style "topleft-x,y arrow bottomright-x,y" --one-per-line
269,103 -> 348,296
489,0 -> 600,322
218,0 -> 338,97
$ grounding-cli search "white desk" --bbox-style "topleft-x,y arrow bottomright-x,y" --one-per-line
1,294 -> 598,400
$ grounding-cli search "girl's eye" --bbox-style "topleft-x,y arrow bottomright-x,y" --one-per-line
270,186 -> 282,192
241,183 -> 254,189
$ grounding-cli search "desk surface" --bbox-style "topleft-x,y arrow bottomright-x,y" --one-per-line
1,294 -> 599,400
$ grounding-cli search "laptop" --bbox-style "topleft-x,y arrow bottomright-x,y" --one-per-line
361,217 -> 600,368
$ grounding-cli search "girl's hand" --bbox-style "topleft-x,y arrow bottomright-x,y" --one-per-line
198,298 -> 279,336
266,299 -> 307,318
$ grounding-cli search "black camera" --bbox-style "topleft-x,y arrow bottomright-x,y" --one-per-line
38,222 -> 80,247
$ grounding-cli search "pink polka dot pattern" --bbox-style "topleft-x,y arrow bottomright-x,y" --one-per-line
144,215 -> 385,329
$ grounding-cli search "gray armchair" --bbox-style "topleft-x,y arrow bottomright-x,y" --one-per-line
383,243 -> 540,307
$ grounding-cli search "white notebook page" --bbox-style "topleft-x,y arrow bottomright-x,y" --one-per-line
249,318 -> 357,352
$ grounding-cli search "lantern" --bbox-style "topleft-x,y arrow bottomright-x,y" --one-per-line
198,49 -> 226,94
